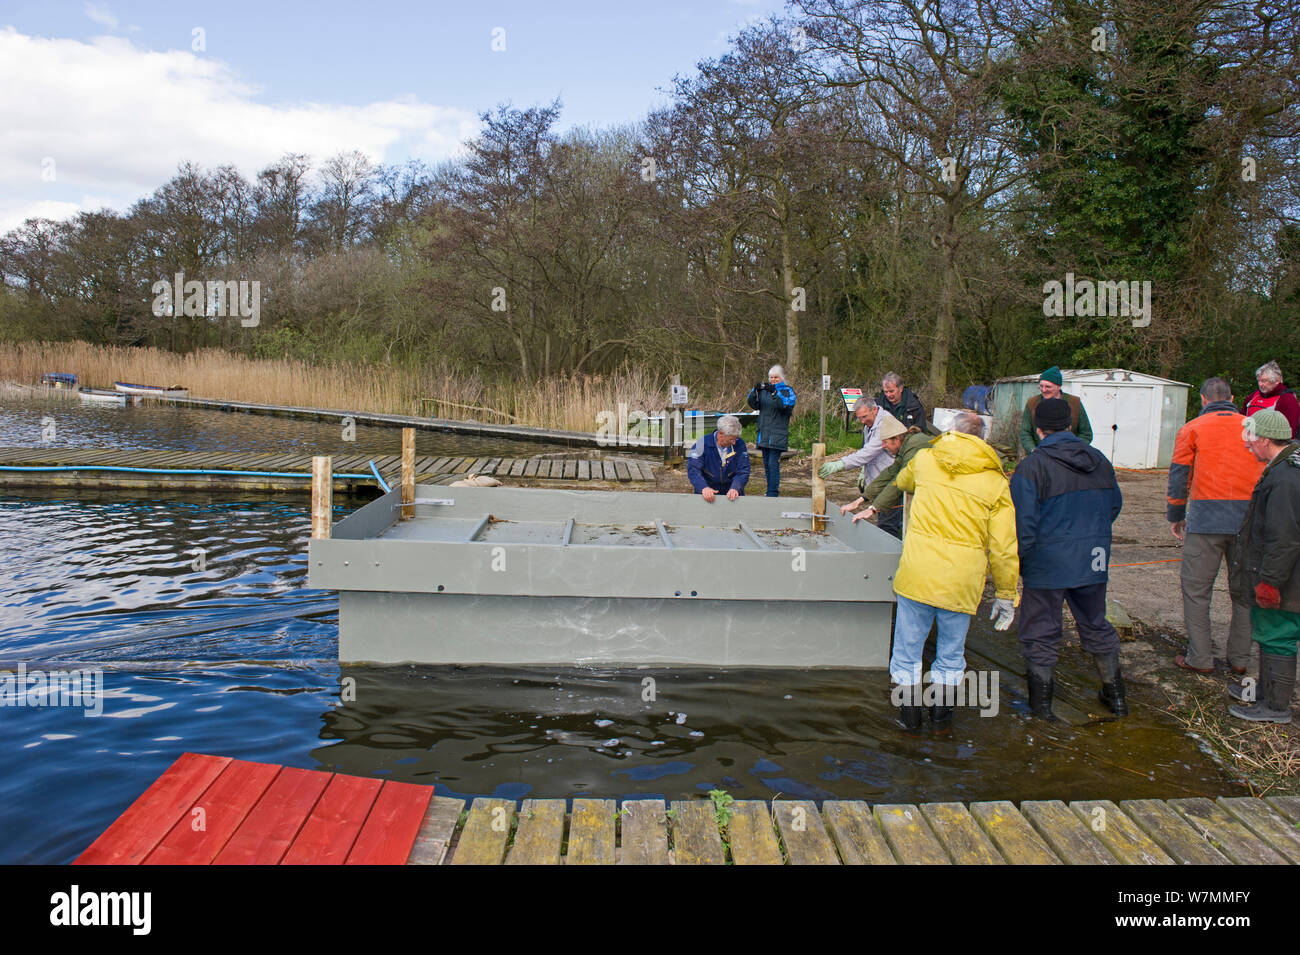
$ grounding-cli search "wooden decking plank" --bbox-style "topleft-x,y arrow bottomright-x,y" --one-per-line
969,801 -> 1061,864
727,801 -> 783,865
1020,800 -> 1117,865
407,796 -> 466,865
213,766 -> 332,865
576,459 -> 590,480
1169,797 -> 1289,865
505,799 -> 567,865
494,458 -> 516,476
144,758 -> 282,865
345,780 -> 435,865
610,460 -> 628,480
919,802 -> 1005,864
602,461 -> 617,481
482,457 -> 502,475
1217,797 -> 1300,865
539,460 -> 556,478
523,459 -> 540,477
562,460 -> 577,480
669,801 -> 726,865
427,456 -> 453,473
509,459 -> 528,477
76,753 -> 232,865
823,801 -> 896,865
873,804 -> 950,865
449,797 -> 514,865
619,800 -> 669,865
566,798 -> 616,865
1265,795 -> 1300,824
281,774 -> 383,865
1068,800 -> 1173,865
773,800 -> 840,865
1119,799 -> 1231,865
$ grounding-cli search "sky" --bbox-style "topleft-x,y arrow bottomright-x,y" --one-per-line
1,0 -> 790,232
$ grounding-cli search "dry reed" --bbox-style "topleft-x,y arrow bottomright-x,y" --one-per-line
0,342 -> 741,433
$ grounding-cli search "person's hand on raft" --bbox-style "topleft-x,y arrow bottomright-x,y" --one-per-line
852,506 -> 877,524
701,488 -> 739,503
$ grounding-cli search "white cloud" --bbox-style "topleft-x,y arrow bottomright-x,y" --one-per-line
0,28 -> 481,231
83,2 -> 119,32
0,198 -> 82,233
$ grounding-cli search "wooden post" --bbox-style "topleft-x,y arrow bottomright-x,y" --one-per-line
401,427 -> 415,520
311,456 -> 332,539
812,442 -> 826,532
820,355 -> 827,444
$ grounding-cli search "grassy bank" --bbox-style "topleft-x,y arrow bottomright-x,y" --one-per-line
0,342 -> 734,433
2,341 -> 871,447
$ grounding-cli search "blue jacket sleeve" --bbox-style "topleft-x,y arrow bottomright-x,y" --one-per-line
776,383 -> 796,409
686,440 -> 707,493
1009,466 -> 1039,560
731,441 -> 751,492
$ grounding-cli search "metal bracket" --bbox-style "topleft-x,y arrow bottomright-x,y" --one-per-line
390,498 -> 455,510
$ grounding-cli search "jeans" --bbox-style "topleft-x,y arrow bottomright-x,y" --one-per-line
761,448 -> 782,497
890,593 -> 971,686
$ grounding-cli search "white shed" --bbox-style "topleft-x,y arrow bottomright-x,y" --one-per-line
992,369 -> 1190,469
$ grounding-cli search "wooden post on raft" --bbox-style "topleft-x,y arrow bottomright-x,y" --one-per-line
812,442 -> 826,532
401,427 -> 415,520
311,456 -> 332,539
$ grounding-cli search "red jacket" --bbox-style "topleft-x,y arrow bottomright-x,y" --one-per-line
1244,383 -> 1300,438
1167,401 -> 1265,534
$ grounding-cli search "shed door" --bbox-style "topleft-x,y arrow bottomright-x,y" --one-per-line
1078,384 -> 1117,461
1112,386 -> 1153,468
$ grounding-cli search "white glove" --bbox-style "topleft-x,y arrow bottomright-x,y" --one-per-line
989,598 -> 1016,631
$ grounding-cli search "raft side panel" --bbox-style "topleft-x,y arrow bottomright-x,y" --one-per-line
338,591 -> 891,667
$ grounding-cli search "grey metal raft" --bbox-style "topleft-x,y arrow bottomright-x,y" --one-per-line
309,484 -> 902,666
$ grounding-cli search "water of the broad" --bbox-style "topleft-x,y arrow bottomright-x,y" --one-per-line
0,394 -> 1238,862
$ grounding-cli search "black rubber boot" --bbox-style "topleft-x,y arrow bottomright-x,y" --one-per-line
1026,663 -> 1059,721
1229,653 -> 1295,724
1094,651 -> 1129,717
894,684 -> 923,733
927,681 -> 955,734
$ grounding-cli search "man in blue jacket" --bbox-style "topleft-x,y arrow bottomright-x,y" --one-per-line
1010,398 -> 1125,720
687,414 -> 750,502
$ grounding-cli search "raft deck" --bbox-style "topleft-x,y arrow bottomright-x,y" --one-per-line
78,753 -> 1300,865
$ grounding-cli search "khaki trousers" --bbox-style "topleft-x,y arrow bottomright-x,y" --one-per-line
1180,532 -> 1252,669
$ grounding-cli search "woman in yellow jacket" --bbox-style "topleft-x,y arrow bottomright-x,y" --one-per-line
889,414 -> 1020,732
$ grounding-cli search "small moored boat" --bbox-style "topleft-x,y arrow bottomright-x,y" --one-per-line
113,381 -> 189,398
79,388 -> 131,405
40,372 -> 78,389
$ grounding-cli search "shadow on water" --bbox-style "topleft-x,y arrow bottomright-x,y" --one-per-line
315,660 -> 1234,806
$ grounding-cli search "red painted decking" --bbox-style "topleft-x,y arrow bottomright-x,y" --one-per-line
76,753 -> 433,865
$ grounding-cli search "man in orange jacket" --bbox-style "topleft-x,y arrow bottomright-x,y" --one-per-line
1167,378 -> 1266,674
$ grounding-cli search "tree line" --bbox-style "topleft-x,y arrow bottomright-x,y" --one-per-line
2,0 -> 1298,404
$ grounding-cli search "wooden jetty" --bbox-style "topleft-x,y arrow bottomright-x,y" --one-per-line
0,446 -> 657,495
78,753 -> 1300,865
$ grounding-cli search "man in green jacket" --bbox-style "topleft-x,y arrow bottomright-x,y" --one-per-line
1020,366 -> 1093,455
839,417 -> 933,538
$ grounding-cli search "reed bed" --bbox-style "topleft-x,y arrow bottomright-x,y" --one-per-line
1172,693 -> 1300,796
0,342 -> 743,433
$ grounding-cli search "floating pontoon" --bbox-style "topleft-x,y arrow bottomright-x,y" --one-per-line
309,483 -> 901,667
